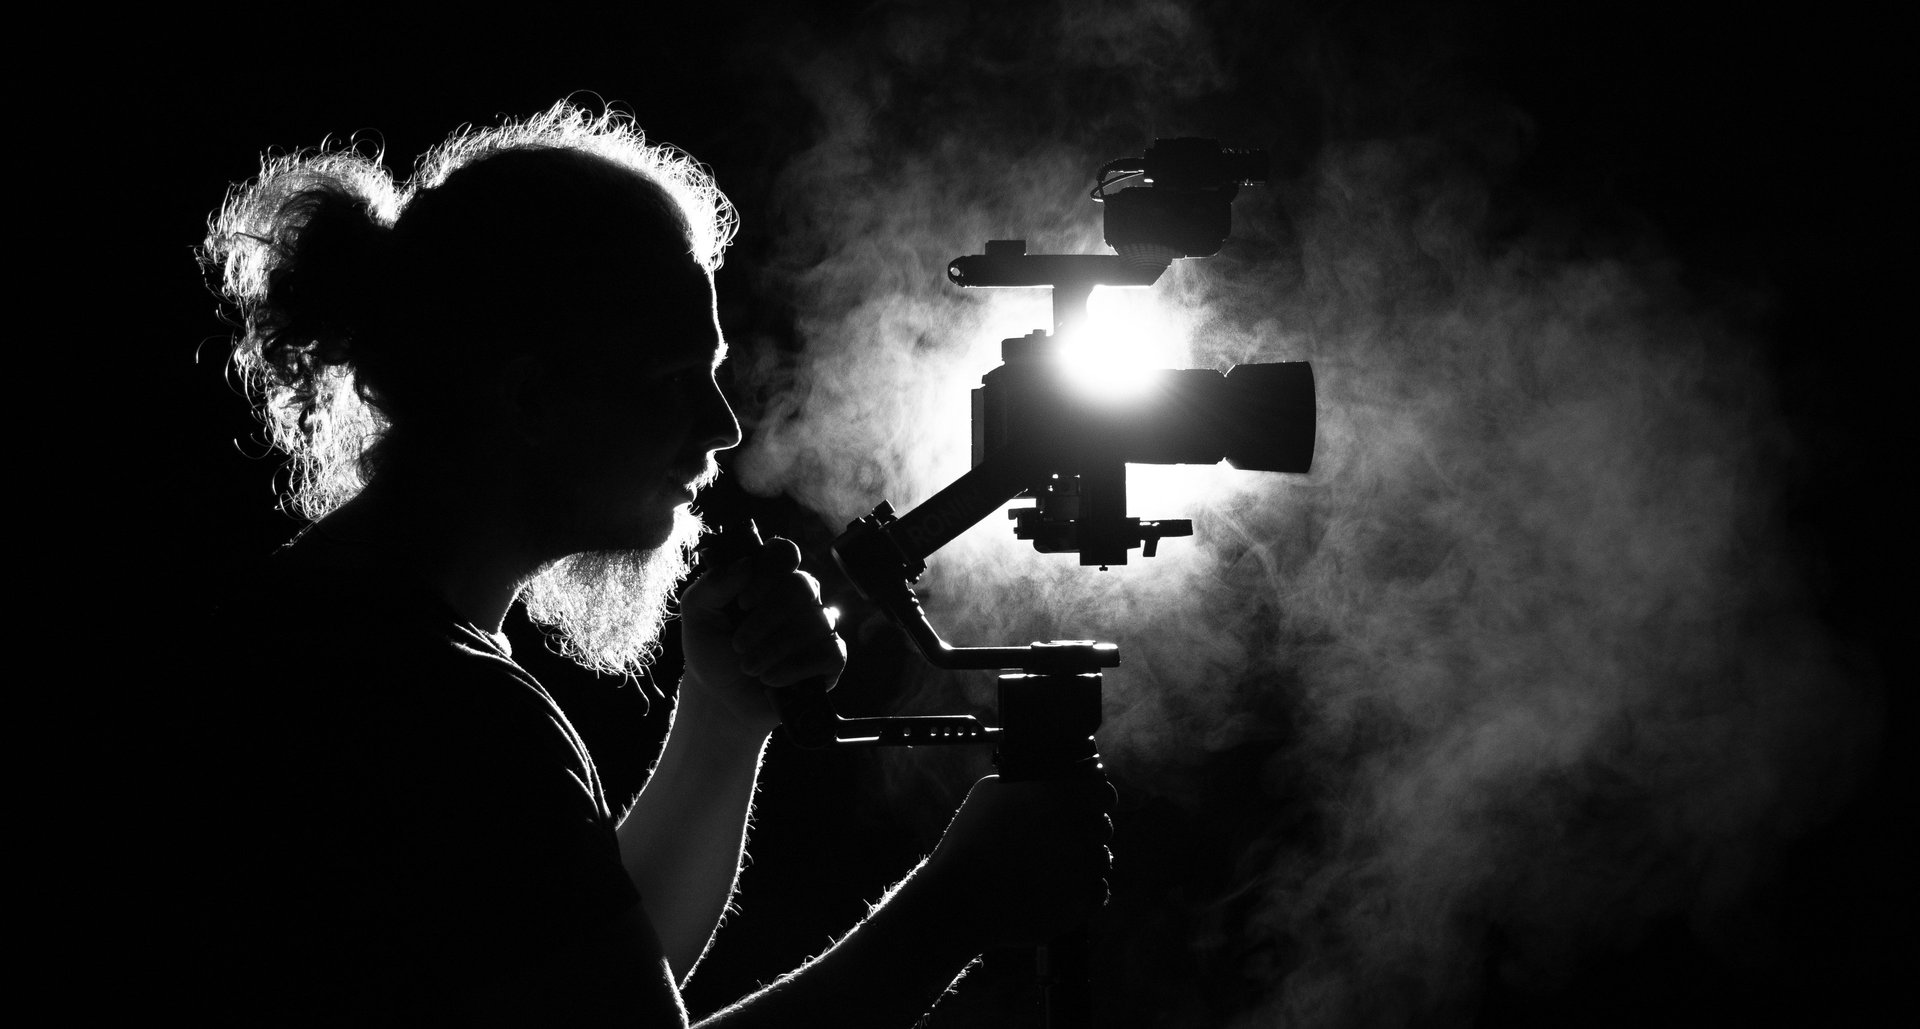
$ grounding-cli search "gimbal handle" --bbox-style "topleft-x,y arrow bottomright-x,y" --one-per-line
700,515 -> 1115,750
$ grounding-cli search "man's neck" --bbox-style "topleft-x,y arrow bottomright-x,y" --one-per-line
315,473 -> 550,633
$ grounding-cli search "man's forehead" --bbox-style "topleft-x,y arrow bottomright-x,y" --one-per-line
572,257 -> 721,365
615,250 -> 710,300
645,261 -> 719,344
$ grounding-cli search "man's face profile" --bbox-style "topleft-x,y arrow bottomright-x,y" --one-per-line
519,255 -> 739,678
537,258 -> 738,549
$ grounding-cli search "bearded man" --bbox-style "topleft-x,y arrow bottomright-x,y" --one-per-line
181,102 -> 1112,1026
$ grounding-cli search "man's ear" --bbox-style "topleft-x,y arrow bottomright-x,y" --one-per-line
496,353 -> 554,447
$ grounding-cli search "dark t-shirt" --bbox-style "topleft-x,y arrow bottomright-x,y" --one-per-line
172,536 -> 646,1024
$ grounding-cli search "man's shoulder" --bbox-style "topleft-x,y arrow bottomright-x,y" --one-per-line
194,529 -> 615,831
198,535 -> 578,777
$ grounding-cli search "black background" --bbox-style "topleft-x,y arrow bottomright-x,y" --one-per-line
120,2 -> 1907,1024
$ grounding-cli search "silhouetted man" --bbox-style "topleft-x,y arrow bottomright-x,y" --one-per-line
181,102 -> 1111,1026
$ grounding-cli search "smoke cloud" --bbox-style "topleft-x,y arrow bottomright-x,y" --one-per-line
723,2 -> 1878,1023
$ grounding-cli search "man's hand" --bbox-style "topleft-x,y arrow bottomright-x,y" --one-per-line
919,774 -> 1118,950
679,536 -> 847,740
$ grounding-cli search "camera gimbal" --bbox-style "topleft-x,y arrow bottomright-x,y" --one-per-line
713,139 -> 1314,1027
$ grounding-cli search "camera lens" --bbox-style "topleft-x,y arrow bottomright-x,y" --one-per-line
1220,362 -> 1315,473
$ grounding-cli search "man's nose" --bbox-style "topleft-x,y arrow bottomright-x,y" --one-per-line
702,382 -> 741,452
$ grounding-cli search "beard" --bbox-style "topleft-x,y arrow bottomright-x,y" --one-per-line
519,506 -> 706,682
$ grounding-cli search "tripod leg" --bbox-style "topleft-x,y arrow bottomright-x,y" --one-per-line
995,670 -> 1105,1028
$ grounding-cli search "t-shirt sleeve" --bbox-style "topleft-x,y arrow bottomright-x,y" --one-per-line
361,631 -> 643,999
395,635 -> 640,937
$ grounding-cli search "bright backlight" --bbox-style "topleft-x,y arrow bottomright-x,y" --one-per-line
1056,289 -> 1189,400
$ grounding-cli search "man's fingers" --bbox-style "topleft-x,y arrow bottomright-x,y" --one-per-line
683,553 -> 755,614
733,538 -> 804,608
738,622 -> 846,684
689,535 -> 807,613
732,601 -> 836,658
753,638 -> 848,687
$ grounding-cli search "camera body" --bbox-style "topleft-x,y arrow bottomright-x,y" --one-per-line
942,138 -> 1312,566
972,329 -> 1314,565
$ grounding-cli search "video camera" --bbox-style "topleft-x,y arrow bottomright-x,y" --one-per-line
917,137 -> 1315,568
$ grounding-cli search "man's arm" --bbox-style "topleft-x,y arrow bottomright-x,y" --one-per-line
618,536 -> 840,983
696,775 -> 1115,1028
613,537 -> 1112,1024
617,680 -> 770,982
694,860 -> 978,1028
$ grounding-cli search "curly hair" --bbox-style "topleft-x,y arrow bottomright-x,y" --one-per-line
202,101 -> 738,520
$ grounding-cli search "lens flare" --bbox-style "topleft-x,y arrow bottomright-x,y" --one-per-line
1055,287 -> 1190,400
